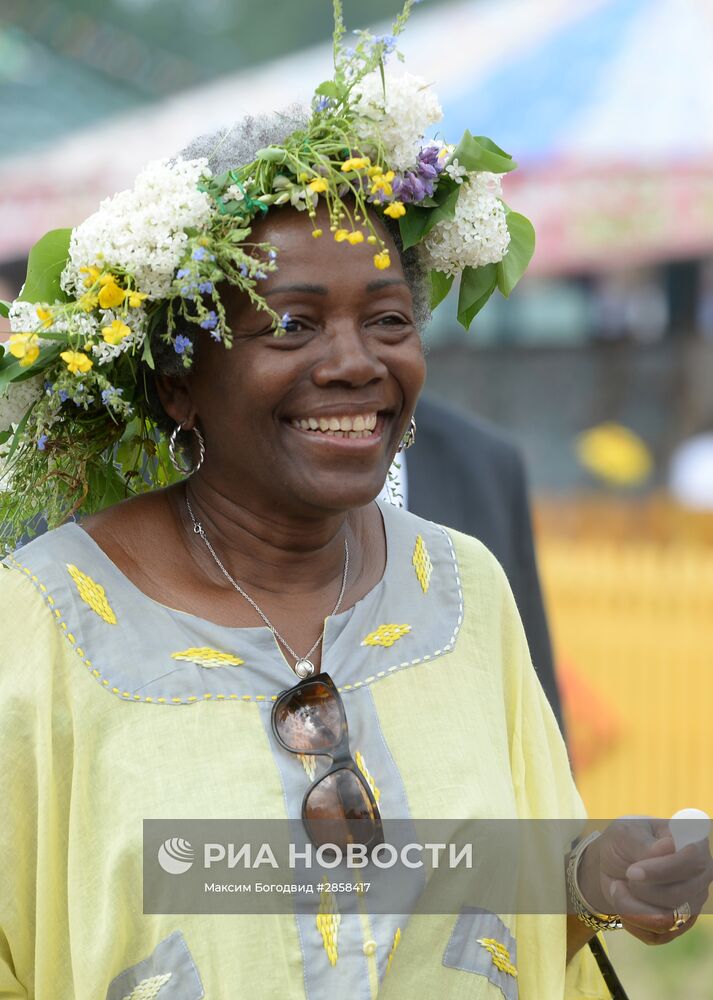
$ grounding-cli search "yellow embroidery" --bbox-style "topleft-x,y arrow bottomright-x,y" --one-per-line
298,753 -> 317,780
120,972 -> 172,1000
66,563 -> 117,624
412,534 -> 433,593
386,927 -> 401,973
477,938 -> 518,978
361,624 -> 411,648
355,750 -> 381,803
316,889 -> 341,966
171,647 -> 245,669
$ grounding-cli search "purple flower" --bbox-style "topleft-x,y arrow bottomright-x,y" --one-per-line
37,434 -> 48,451
101,387 -> 123,405
174,335 -> 192,355
43,381 -> 52,394
393,172 -> 433,203
176,268 -> 191,279
375,34 -> 397,55
58,389 -> 69,403
200,311 -> 218,330
198,281 -> 213,294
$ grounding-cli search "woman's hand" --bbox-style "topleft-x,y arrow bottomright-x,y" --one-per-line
577,818 -> 713,944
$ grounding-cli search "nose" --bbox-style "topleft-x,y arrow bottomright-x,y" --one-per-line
311,323 -> 388,388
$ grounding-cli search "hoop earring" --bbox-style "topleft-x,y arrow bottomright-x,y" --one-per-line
168,423 -> 205,475
397,417 -> 416,453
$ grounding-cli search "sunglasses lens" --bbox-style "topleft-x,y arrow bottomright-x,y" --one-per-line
304,768 -> 379,852
273,680 -> 345,753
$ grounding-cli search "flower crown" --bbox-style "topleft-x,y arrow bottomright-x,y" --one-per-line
0,0 -> 534,547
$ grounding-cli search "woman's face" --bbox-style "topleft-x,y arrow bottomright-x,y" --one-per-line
162,202 -> 426,516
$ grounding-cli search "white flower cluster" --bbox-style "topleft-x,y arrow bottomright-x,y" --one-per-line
61,158 -> 214,300
352,70 -> 442,171
424,172 -> 511,277
8,300 -> 47,335
0,374 -> 44,433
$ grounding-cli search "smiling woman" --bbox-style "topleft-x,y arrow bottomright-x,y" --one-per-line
1,4 -> 711,1000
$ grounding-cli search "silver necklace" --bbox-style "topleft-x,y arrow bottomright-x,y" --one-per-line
185,496 -> 349,679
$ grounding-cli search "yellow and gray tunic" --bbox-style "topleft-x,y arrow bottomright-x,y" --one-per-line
0,502 -> 607,999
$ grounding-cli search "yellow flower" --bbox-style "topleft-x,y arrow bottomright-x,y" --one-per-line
373,251 -> 391,270
79,266 -> 101,287
98,278 -> 125,309
101,319 -> 132,345
341,156 -> 371,172
60,350 -> 93,374
367,165 -> 383,178
127,290 -> 148,308
367,235 -> 378,244
298,172 -> 309,183
8,333 -> 40,368
383,201 -> 406,219
36,306 -> 53,328
311,228 -> 323,238
371,171 -> 395,197
334,228 -> 349,242
346,231 -> 364,244
308,177 -> 328,193
78,293 -> 99,312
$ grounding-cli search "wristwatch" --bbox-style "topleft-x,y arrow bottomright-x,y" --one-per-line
566,831 -> 623,931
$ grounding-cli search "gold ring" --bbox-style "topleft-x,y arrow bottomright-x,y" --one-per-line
671,901 -> 692,930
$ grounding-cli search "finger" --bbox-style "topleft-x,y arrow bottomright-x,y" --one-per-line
626,878 -> 711,913
621,917 -> 697,946
610,880 -> 678,934
626,841 -> 712,885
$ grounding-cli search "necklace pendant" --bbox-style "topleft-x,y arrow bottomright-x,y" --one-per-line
294,659 -> 315,679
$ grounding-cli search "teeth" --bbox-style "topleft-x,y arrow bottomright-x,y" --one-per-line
291,412 -> 379,435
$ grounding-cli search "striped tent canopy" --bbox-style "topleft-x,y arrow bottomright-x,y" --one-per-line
2,0 -> 712,274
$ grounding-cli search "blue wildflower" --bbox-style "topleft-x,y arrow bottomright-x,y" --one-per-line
37,434 -> 48,451
44,381 -> 52,394
375,34 -> 397,55
280,312 -> 292,329
174,335 -> 192,355
200,311 -> 218,330
58,389 -> 69,403
315,96 -> 331,113
101,386 -> 123,405
210,330 -> 222,342
198,281 -> 213,294
192,247 -> 207,261
239,264 -> 249,277
176,268 -> 191,279
255,271 -> 267,280
268,250 -> 277,261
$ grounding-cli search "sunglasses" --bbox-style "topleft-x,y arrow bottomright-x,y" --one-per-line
271,672 -> 384,857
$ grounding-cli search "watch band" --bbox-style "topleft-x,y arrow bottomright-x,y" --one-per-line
566,831 -> 623,931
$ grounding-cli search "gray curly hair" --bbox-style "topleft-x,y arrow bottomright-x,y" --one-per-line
144,108 -> 431,437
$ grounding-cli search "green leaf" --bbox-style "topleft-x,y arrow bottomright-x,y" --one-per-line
227,228 -> 252,243
0,299 -> 10,318
0,345 -> 61,392
497,211 -> 536,297
399,182 -> 460,250
141,331 -> 155,371
451,130 -> 517,175
457,264 -> 498,330
430,270 -> 454,310
6,404 -> 33,462
18,229 -> 72,305
314,80 -> 341,99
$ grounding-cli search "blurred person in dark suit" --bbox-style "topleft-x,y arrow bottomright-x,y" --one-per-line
393,392 -> 565,735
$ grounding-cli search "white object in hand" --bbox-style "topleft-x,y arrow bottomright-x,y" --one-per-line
669,809 -> 712,851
